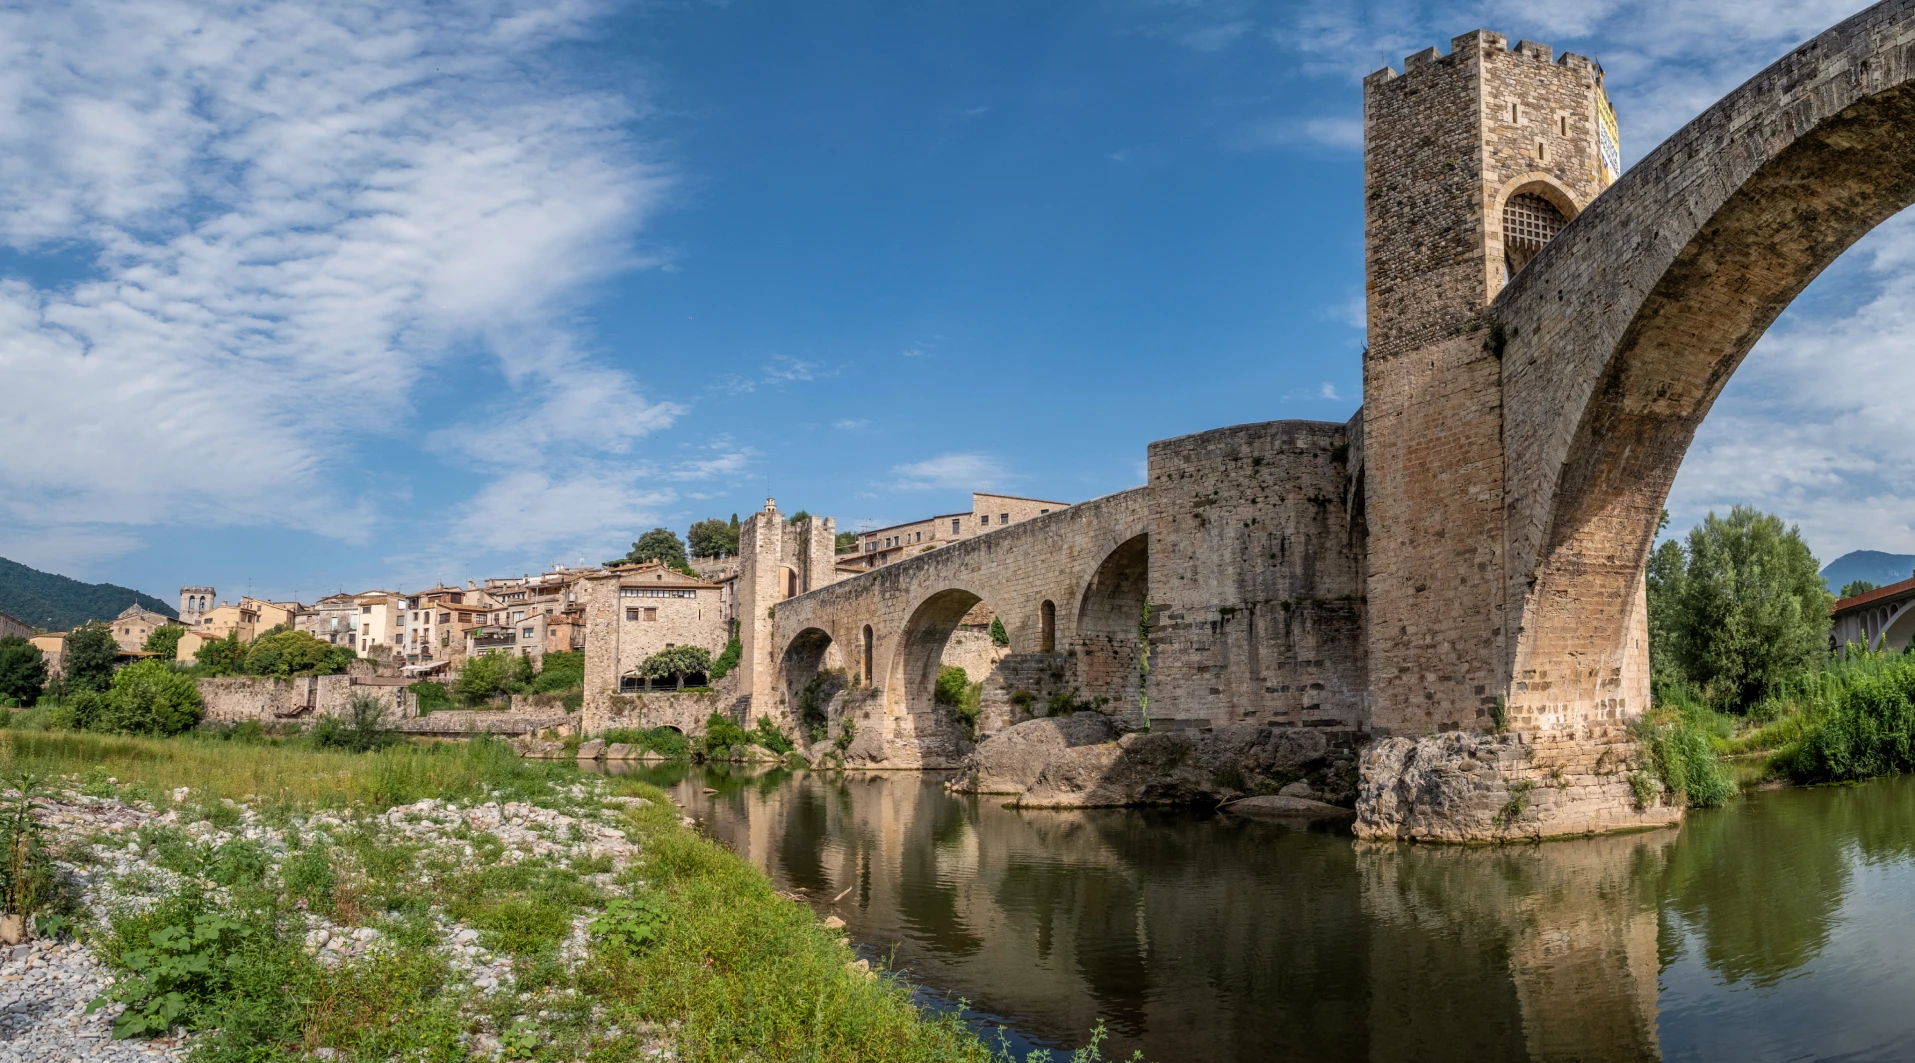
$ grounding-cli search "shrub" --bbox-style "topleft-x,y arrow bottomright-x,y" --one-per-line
0,777 -> 57,919
408,681 -> 451,714
456,651 -> 523,706
1769,651 -> 1915,782
91,660 -> 203,736
526,649 -> 584,693
591,892 -> 670,954
1634,694 -> 1737,809
193,632 -> 248,676
311,694 -> 399,753
935,666 -> 982,739
699,713 -> 749,758
709,635 -> 742,681
988,617 -> 1009,648
753,716 -> 794,755
90,892 -> 258,1038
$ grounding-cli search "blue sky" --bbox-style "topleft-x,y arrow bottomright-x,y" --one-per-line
0,0 -> 1900,603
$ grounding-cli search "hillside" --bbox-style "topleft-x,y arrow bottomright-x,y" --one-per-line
1820,550 -> 1915,595
0,556 -> 176,632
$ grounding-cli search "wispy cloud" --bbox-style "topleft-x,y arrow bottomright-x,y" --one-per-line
715,354 -> 834,392
888,453 -> 1011,492
833,418 -> 871,430
0,0 -> 673,565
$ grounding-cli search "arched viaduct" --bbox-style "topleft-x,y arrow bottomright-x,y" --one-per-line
708,4 -> 1914,837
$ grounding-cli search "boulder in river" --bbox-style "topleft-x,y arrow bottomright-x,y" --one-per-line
946,713 -> 1357,808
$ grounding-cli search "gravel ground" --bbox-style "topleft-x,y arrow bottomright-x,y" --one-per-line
7,781 -> 676,1061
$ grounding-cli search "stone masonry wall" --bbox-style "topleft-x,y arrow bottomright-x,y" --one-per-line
1145,419 -> 1368,733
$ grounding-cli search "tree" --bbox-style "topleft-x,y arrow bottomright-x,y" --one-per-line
1647,536 -> 1688,690
1839,579 -> 1879,599
688,518 -> 740,559
787,510 -> 810,524
243,629 -> 353,678
142,624 -> 187,660
92,660 -> 202,736
455,651 -> 523,706
640,645 -> 712,690
194,632 -> 247,676
63,624 -> 119,693
835,531 -> 859,554
988,616 -> 1010,647
1652,506 -> 1833,711
0,636 -> 47,706
621,528 -> 688,569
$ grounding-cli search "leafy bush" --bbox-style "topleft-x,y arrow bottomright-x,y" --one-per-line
988,617 -> 1009,648
753,716 -> 794,755
709,636 -> 742,681
193,632 -> 248,676
90,660 -> 203,736
311,694 -> 399,753
1767,651 -> 1915,782
526,650 -> 584,693
90,900 -> 255,1038
935,666 -> 982,739
601,726 -> 692,758
0,636 -> 47,706
698,713 -> 749,759
1634,693 -> 1737,809
243,629 -> 354,678
456,651 -> 530,706
408,681 -> 451,714
591,893 -> 670,954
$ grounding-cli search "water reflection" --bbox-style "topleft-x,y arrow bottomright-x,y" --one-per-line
585,762 -> 1915,1062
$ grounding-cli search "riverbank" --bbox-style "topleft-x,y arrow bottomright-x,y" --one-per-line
0,731 -> 1074,1062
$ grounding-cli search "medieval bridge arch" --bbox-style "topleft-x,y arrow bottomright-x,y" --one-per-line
767,487 -> 1153,767
1486,0 -> 1915,728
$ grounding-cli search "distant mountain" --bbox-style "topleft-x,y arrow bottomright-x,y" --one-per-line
1820,550 -> 1915,595
0,556 -> 176,632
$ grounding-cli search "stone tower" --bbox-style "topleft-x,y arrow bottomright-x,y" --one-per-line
1360,32 -> 1618,736
735,499 -> 840,722
179,586 -> 215,628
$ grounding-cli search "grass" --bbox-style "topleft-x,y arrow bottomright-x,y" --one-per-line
2,728 -> 1136,1062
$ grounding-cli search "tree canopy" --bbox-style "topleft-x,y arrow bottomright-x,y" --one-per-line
1839,579 -> 1880,599
243,629 -> 355,678
142,624 -> 187,660
619,528 -> 689,569
1648,506 -> 1833,711
0,636 -> 47,706
834,531 -> 859,554
78,659 -> 203,736
640,645 -> 712,689
688,516 -> 741,559
63,624 -> 120,693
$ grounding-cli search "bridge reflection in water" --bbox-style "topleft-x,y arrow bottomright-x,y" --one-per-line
584,762 -> 1915,1063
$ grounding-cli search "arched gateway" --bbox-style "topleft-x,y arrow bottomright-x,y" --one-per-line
730,5 -> 1912,839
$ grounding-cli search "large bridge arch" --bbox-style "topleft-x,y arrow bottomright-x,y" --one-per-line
1075,533 -> 1149,724
1494,1 -> 1915,727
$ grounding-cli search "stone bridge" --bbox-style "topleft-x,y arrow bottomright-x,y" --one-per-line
707,3 -> 1915,837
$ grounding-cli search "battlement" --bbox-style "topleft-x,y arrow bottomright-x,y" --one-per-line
1364,30 -> 1594,86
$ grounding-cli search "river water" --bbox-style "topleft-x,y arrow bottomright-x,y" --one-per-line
594,763 -> 1915,1062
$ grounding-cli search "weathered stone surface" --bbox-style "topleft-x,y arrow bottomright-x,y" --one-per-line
575,740 -> 604,760
604,743 -> 635,761
948,714 -> 1357,809
1354,728 -> 1681,842
1224,795 -> 1357,822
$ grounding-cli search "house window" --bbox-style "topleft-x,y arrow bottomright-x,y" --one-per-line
512,610 -> 525,621
362,605 -> 372,614
1040,600 -> 1056,653
951,519 -> 960,534
1504,192 -> 1567,276
644,608 -> 658,622
980,514 -> 989,526
1040,509 -> 1048,515
1000,513 -> 1008,523
439,613 -> 450,624
521,627 -> 535,639
626,608 -> 639,621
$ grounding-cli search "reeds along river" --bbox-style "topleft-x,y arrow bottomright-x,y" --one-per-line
587,761 -> 1915,1063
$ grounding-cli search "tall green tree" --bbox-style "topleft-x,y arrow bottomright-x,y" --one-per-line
0,636 -> 47,705
1838,579 -> 1879,599
1651,506 -> 1833,711
641,646 -> 713,689
91,659 -> 203,736
142,624 -> 187,660
620,528 -> 688,569
835,531 -> 859,554
62,624 -> 119,693
194,632 -> 247,676
688,518 -> 740,559
243,629 -> 353,678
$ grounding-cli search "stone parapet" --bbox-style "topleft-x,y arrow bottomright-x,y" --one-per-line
1354,727 -> 1680,842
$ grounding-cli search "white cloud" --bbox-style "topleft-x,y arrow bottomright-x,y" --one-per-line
1319,382 -> 1341,400
668,448 -> 753,482
889,453 -> 1011,492
833,418 -> 871,430
0,0 -> 672,562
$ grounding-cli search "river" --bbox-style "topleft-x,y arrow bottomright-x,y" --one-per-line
589,762 -> 1915,1062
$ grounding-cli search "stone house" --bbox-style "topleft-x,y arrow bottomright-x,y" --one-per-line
348,592 -> 403,657
840,492 -> 1070,572
196,600 -> 262,643
296,594 -> 362,646
0,609 -> 31,641
110,604 -> 177,652
239,597 -> 303,633
579,563 -> 726,695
